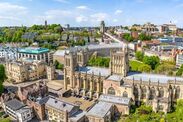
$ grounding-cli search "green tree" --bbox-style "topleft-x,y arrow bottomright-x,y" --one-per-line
135,51 -> 144,61
0,64 -> 5,94
138,33 -> 152,41
138,64 -> 151,73
143,56 -> 160,70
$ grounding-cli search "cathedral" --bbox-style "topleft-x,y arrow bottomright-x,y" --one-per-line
63,45 -> 183,113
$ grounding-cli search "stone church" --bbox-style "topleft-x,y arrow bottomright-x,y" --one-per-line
63,45 -> 183,113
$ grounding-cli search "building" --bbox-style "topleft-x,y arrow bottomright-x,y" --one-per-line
100,21 -> 105,34
0,47 -> 18,62
45,97 -> 85,122
17,81 -> 48,120
142,22 -> 158,33
18,47 -> 53,64
4,99 -> 33,122
86,101 -> 113,122
63,44 -> 183,114
176,54 -> 183,67
6,58 -> 46,83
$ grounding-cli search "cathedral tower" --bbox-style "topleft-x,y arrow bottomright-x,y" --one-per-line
110,45 -> 129,77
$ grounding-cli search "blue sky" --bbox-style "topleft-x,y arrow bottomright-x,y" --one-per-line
0,0 -> 183,27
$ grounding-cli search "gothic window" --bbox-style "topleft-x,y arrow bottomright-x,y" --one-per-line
141,86 -> 146,99
108,87 -> 115,95
123,91 -> 128,98
149,87 -> 156,100
159,88 -> 164,98
134,86 -> 138,99
94,80 -> 97,91
158,105 -> 164,111
67,77 -> 70,85
175,86 -> 180,99
81,78 -> 84,89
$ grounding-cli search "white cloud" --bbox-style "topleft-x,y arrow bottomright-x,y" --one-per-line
76,5 -> 89,10
113,19 -> 118,22
0,2 -> 28,26
90,13 -> 109,22
54,0 -> 70,3
114,10 -> 123,15
76,15 -> 88,23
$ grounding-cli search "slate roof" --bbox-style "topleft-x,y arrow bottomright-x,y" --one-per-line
87,101 -> 112,118
5,99 -> 25,111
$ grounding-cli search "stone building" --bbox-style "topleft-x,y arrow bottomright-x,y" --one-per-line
63,44 -> 183,114
6,58 -> 47,83
17,81 -> 48,120
45,97 -> 86,122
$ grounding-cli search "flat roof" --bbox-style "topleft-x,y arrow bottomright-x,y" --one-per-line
77,66 -> 110,77
5,99 -> 25,111
18,47 -> 49,54
126,72 -> 183,83
87,101 -> 112,118
99,94 -> 130,106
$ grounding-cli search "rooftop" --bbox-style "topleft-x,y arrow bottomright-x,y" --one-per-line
69,110 -> 86,121
126,72 -> 183,83
5,99 -> 25,111
77,66 -> 110,77
107,74 -> 123,82
99,94 -> 131,106
18,47 -> 49,54
87,101 -> 112,118
46,97 -> 78,113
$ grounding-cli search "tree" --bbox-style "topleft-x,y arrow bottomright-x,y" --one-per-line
122,33 -> 134,42
143,56 -> 160,70
138,64 -> 151,73
138,33 -> 152,41
135,51 -> 144,61
0,64 -> 5,94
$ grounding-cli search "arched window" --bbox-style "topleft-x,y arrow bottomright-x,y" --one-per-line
123,91 -> 128,98
67,77 -> 70,85
141,86 -> 146,99
149,87 -> 156,100
134,86 -> 139,99
159,88 -> 164,98
108,87 -> 115,95
175,86 -> 180,99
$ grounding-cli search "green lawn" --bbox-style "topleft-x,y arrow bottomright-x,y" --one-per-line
0,117 -> 11,122
129,60 -> 144,71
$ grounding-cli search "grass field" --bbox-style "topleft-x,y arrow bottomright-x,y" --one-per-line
129,60 -> 144,71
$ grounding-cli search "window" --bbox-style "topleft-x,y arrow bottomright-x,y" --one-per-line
108,87 -> 115,95
141,87 -> 146,99
123,91 -> 128,97
159,88 -> 164,98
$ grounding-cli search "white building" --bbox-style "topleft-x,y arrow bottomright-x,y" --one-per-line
176,54 -> 183,67
4,99 -> 33,122
0,47 -> 18,62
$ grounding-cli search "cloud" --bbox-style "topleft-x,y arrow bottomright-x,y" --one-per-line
54,0 -> 70,3
114,10 -> 123,15
76,5 -> 89,10
76,15 -> 88,23
0,2 -> 28,26
90,13 -> 109,22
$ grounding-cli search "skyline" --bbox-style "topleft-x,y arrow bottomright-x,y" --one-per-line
0,0 -> 183,27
